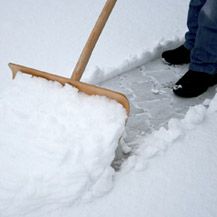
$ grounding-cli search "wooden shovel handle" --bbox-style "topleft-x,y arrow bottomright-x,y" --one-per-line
71,0 -> 117,81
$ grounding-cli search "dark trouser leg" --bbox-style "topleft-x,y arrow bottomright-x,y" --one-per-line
189,0 -> 217,74
184,0 -> 206,50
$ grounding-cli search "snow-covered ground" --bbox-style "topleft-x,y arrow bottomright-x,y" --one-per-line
0,0 -> 189,83
1,0 -> 217,217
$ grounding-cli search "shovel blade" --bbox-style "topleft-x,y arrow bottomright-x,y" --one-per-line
8,63 -> 130,114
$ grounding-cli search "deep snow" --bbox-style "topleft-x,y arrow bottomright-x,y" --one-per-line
1,0 -> 217,217
0,73 -> 127,216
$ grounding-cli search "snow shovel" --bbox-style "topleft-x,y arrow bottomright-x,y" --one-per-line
8,0 -> 130,114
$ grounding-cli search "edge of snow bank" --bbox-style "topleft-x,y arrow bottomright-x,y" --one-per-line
121,93 -> 217,173
85,37 -> 184,84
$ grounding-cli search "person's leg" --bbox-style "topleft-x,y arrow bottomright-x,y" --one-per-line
189,0 -> 217,74
184,0 -> 207,50
173,0 -> 217,97
162,0 -> 206,65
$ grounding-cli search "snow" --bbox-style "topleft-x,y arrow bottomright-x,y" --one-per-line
34,95 -> 217,217
0,73 -> 126,216
1,0 -> 217,217
0,0 -> 189,83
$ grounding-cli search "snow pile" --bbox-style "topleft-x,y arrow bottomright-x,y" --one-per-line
0,74 -> 127,216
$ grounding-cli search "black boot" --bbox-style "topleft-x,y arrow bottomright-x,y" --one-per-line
162,45 -> 191,65
173,70 -> 217,97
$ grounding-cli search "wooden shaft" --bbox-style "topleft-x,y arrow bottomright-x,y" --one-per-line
71,0 -> 117,81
